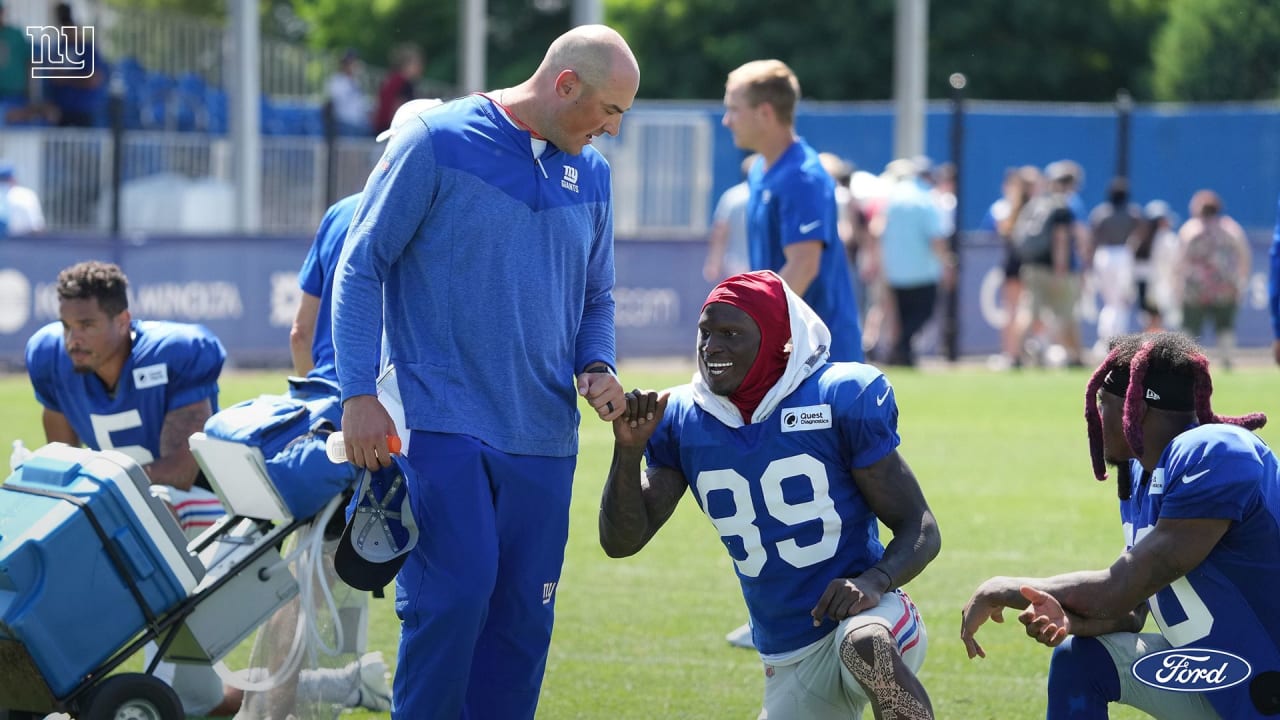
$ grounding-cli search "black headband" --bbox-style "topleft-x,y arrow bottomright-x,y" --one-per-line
1101,367 -> 1194,411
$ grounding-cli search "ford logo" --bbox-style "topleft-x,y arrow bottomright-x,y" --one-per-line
1131,648 -> 1252,692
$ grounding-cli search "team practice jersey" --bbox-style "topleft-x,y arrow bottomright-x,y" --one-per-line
26,320 -> 225,466
1121,423 -> 1280,718
299,192 -> 361,384
646,362 -> 897,654
334,95 -> 616,458
746,140 -> 863,362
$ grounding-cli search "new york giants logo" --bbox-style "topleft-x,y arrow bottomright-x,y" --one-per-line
561,165 -> 579,193
27,25 -> 95,79
542,581 -> 558,605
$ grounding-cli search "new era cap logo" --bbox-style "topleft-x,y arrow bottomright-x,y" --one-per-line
1146,388 -> 1161,401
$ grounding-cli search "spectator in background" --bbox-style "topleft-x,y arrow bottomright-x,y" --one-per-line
721,59 -> 864,363
928,160 -> 957,240
818,152 -> 856,249
1177,189 -> 1250,370
1088,177 -> 1143,353
1012,161 -> 1085,368
869,157 -> 952,367
326,48 -> 371,137
0,162 -> 45,235
0,3 -> 30,104
981,166 -> 1040,369
44,2 -> 109,128
703,153 -> 754,283
373,44 -> 422,136
1132,200 -> 1180,332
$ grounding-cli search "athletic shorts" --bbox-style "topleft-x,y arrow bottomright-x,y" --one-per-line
759,590 -> 927,720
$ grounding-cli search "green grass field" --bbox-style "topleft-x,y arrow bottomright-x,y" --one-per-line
2,362 -> 1277,719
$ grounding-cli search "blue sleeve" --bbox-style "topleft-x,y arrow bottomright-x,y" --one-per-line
643,395 -> 682,470
333,121 -> 434,401
1270,193 -> 1280,339
1160,432 -> 1260,522
840,372 -> 900,469
25,325 -> 61,411
162,325 -> 226,412
299,202 -> 347,296
778,172 -> 833,247
574,170 -> 617,373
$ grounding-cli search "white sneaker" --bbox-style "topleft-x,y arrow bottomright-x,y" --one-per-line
352,651 -> 393,711
725,622 -> 755,650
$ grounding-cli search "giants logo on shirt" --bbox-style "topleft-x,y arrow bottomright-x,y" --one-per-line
561,165 -> 579,193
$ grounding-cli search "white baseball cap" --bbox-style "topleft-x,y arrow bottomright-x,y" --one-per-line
376,98 -> 444,143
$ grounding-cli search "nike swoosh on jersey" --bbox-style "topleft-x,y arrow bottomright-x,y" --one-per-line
799,220 -> 821,234
876,388 -> 892,406
1181,468 -> 1211,484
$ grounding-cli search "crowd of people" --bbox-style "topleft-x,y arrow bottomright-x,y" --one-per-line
8,21 -> 1280,720
708,147 -> 1262,372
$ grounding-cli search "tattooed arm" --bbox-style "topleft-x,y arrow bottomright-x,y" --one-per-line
599,390 -> 688,558
144,399 -> 214,491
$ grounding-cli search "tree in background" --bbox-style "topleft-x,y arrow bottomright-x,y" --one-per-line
930,0 -> 1167,101
105,0 -> 1277,103
1151,0 -> 1280,101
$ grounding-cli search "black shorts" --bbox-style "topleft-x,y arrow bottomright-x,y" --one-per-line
1003,247 -> 1022,281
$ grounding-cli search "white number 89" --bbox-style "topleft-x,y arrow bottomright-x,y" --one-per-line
692,454 -> 842,578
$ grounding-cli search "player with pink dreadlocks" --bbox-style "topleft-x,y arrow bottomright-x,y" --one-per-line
962,331 -> 1280,719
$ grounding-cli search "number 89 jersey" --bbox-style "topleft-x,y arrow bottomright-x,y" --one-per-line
646,362 -> 899,655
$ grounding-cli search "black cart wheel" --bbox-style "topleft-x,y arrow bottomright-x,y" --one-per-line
81,674 -> 182,720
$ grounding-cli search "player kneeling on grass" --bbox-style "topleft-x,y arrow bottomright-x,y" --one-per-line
960,331 -> 1280,719
599,270 -> 940,720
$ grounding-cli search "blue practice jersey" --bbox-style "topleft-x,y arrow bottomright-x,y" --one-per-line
1121,423 -> 1280,718
746,141 -> 863,363
646,362 -> 898,654
299,192 -> 362,384
26,320 -> 225,466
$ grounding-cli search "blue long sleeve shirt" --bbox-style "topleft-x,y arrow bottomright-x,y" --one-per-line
332,95 -> 616,457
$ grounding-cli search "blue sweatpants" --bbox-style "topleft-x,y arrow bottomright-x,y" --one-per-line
392,430 -> 575,720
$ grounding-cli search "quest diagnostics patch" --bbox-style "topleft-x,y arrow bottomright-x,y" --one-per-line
133,363 -> 169,389
781,404 -> 831,432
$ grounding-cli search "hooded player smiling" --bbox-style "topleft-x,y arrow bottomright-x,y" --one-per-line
599,270 -> 940,719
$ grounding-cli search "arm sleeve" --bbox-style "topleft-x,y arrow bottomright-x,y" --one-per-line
299,203 -> 344,296
778,173 -> 833,247
333,122 -> 434,401
840,372 -> 901,469
1167,450 -> 1254,517
574,171 -> 617,373
164,327 -> 226,412
25,330 -> 59,411
643,398 -> 681,470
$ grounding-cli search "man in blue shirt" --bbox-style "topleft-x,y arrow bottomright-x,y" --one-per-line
25,261 -> 236,715
290,97 -> 442,381
961,331 -> 1280,719
332,25 -> 638,720
600,270 -> 939,718
721,59 -> 864,363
